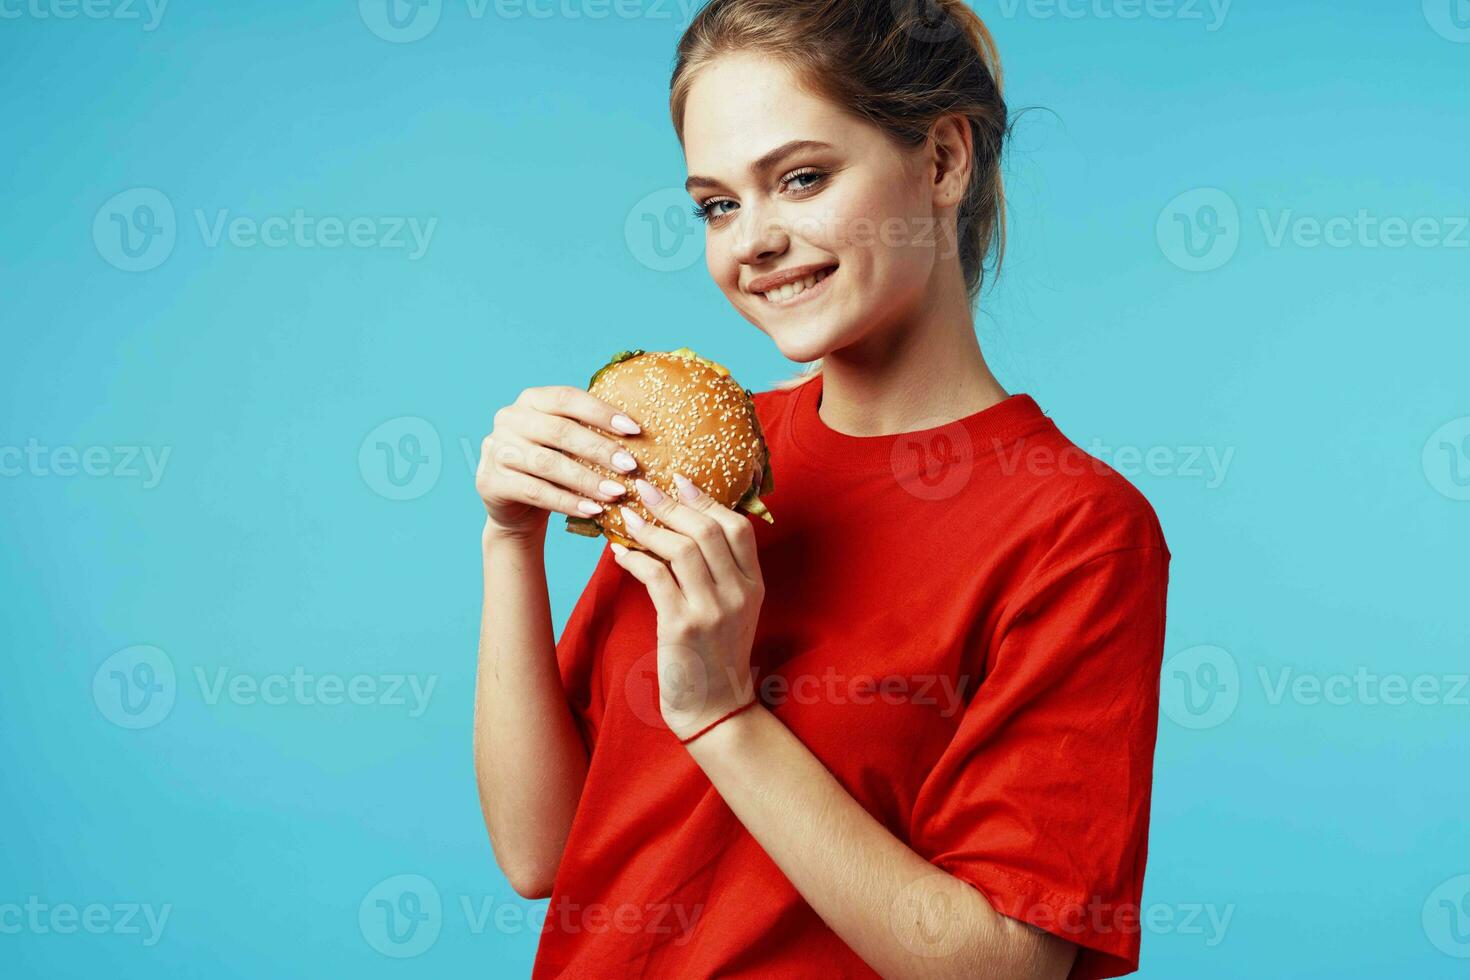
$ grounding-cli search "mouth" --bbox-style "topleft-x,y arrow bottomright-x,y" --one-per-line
751,264 -> 838,307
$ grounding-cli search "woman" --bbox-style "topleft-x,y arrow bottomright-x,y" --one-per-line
472,1 -> 1171,977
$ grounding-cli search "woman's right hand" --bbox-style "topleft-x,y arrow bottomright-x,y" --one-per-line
476,385 -> 643,540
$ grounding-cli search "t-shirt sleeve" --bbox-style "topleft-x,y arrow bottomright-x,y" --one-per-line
908,540 -> 1171,980
555,544 -> 622,754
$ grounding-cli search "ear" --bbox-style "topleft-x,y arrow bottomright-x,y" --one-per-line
928,112 -> 974,210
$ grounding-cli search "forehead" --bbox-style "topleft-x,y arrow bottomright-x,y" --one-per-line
682,53 -> 848,176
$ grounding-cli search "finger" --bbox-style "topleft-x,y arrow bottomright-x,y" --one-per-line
637,475 -> 746,586
493,429 -> 630,505
618,504 -> 719,610
610,542 -> 687,618
495,465 -> 609,520
517,384 -> 643,439
509,401 -> 641,477
669,472 -> 762,585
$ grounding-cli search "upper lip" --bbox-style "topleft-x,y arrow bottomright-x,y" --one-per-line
747,262 -> 838,295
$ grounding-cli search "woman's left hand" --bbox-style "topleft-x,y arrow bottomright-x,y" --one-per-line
609,473 -> 765,742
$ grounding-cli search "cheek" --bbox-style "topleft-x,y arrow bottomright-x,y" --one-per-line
829,187 -> 934,288
706,236 -> 740,295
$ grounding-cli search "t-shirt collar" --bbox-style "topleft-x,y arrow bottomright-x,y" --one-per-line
786,371 -> 1051,472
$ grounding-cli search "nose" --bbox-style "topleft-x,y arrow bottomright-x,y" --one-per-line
731,202 -> 788,267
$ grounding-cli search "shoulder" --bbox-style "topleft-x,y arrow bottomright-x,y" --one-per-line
990,435 -> 1172,643
995,419 -> 1171,570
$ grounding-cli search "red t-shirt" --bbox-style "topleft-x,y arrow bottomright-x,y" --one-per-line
533,372 -> 1171,979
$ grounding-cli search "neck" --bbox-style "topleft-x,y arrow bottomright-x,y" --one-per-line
815,264 -> 1009,437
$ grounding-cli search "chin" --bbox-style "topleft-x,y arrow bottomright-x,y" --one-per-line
762,325 -> 835,366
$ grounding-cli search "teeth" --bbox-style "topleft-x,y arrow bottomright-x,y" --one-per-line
761,268 -> 833,303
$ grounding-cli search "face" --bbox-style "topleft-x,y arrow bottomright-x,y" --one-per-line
681,53 -> 951,364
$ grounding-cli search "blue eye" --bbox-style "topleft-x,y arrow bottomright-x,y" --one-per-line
692,199 -> 736,224
785,169 -> 825,191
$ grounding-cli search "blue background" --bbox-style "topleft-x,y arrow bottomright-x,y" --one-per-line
2,0 -> 1467,976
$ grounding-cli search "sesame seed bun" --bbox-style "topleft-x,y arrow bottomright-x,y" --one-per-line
565,347 -> 774,551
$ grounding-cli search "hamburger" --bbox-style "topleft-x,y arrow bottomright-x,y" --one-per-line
565,347 -> 774,550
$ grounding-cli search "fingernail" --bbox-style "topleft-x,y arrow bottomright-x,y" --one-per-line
578,499 -> 604,516
612,451 -> 638,472
673,473 -> 701,500
599,479 -> 627,497
620,505 -> 645,529
611,542 -> 628,556
611,413 -> 641,435
635,478 -> 664,505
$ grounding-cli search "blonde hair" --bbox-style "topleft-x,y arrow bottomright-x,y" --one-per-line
670,0 -> 1011,391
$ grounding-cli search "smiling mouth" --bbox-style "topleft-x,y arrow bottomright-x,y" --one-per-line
756,265 -> 837,306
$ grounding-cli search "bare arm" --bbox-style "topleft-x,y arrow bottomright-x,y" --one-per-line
469,384 -> 646,899
686,706 -> 1078,979
472,519 -> 590,899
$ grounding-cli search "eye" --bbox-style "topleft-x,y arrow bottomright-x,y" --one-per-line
781,167 -> 827,193
691,198 -> 737,224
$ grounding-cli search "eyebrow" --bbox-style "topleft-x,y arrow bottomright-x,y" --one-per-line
684,140 -> 835,194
